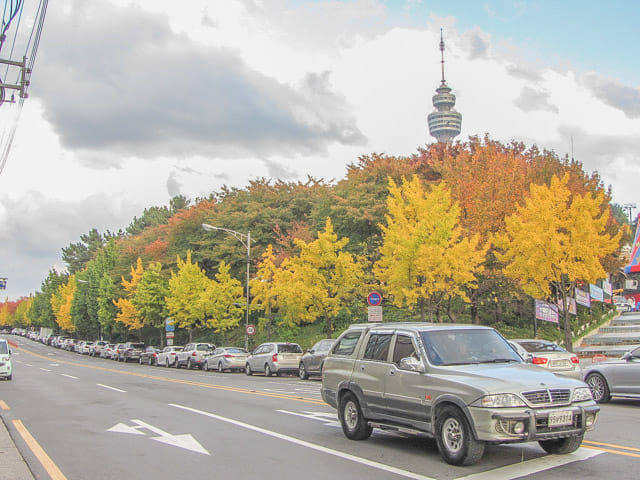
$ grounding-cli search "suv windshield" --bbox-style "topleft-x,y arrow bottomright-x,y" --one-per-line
421,329 -> 520,366
278,344 -> 303,353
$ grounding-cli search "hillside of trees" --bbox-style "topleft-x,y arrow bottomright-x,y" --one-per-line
0,136 -> 630,350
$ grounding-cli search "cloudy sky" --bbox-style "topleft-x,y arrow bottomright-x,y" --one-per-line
1,0 -> 640,300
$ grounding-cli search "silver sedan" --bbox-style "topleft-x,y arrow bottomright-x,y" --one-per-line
205,347 -> 249,372
583,345 -> 640,403
156,346 -> 184,367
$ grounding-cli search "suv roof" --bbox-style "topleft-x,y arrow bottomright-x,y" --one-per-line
346,322 -> 495,333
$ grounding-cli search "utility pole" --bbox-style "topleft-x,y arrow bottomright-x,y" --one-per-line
623,203 -> 636,225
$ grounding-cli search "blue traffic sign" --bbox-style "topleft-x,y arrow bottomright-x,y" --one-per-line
367,291 -> 382,306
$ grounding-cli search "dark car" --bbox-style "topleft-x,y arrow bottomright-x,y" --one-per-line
139,346 -> 161,365
299,339 -> 335,379
119,342 -> 145,362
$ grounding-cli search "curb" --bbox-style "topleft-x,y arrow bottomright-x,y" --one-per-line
0,416 -> 35,480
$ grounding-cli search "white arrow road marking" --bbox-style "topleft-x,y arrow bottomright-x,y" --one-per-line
107,419 -> 209,455
108,423 -> 146,435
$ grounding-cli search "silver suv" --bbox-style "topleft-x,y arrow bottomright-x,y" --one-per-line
321,323 -> 599,466
245,342 -> 303,377
176,343 -> 215,369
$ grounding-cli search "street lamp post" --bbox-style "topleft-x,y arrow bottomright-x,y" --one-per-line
202,224 -> 251,350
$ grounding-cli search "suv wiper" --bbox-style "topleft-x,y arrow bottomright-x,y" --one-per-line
442,361 -> 480,366
480,358 -> 519,363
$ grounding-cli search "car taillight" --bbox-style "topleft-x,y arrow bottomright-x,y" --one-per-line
170,352 -> 176,355
570,356 -> 579,364
532,357 -> 548,365
272,353 -> 278,363
224,354 -> 232,358
153,353 -> 157,357
127,348 -> 133,352
192,351 -> 197,356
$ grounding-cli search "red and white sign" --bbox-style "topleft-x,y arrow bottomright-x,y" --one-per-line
246,324 -> 256,336
165,331 -> 175,339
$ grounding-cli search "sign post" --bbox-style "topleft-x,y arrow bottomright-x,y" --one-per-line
367,291 -> 383,322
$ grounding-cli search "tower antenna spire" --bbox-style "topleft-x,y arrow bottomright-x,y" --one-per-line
440,28 -> 446,84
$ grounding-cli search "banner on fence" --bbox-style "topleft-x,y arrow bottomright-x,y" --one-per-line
589,284 -> 604,302
558,297 -> 577,315
535,299 -> 559,323
575,288 -> 591,308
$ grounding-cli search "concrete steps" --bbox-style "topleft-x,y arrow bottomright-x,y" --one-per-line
575,312 -> 640,359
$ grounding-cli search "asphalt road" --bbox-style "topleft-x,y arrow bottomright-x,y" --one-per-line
1,337 -> 639,480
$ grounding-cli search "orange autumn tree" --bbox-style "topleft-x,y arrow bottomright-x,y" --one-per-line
113,257 -> 144,329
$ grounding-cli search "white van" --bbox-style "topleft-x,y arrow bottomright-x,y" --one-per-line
0,338 -> 12,380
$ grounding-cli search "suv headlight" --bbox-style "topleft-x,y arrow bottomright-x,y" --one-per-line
476,393 -> 526,408
572,387 -> 593,402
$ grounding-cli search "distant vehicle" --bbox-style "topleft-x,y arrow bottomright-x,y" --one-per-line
120,342 -> 145,362
0,338 -> 12,380
510,339 -> 582,379
111,343 -> 125,360
100,344 -> 115,359
299,339 -> 335,379
81,341 -> 94,355
156,346 -> 183,367
140,346 -> 161,365
245,342 -> 303,377
583,345 -> 640,403
90,341 -> 109,357
205,347 -> 249,372
176,343 -> 215,369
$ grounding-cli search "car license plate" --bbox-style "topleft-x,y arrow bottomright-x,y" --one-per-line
550,360 -> 570,368
548,410 -> 573,427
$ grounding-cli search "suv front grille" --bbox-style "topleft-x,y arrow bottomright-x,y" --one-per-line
522,389 -> 571,406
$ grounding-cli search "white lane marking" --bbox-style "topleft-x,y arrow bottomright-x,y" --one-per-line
454,447 -> 603,480
25,363 -> 33,367
48,363 -> 60,366
61,374 -> 78,379
277,410 -> 341,428
39,368 -> 51,372
107,419 -> 209,455
170,403 -> 436,480
97,383 -> 126,393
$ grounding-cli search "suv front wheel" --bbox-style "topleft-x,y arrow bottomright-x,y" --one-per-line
435,405 -> 485,466
339,392 -> 372,440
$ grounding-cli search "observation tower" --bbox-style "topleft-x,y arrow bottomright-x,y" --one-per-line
427,30 -> 462,143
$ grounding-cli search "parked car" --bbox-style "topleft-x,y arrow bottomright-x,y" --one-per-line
205,347 -> 249,372
299,339 -> 336,379
90,341 -> 109,357
63,338 -> 77,351
510,339 -> 582,379
245,342 -> 303,377
101,344 -> 115,359
119,342 -> 145,362
176,343 -> 215,369
0,337 -> 12,380
111,343 -> 126,360
156,346 -> 184,367
322,323 -> 599,466
140,346 -> 161,365
583,345 -> 640,403
81,341 -> 95,355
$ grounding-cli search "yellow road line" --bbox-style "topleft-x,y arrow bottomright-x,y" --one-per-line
12,419 -> 68,480
0,399 -> 9,410
583,445 -> 640,459
15,345 -> 326,406
584,440 -> 640,453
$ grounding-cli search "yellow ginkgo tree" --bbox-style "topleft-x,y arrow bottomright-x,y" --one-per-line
113,257 -> 144,329
494,173 -> 622,351
375,176 -> 487,321
250,244 -> 279,339
277,218 -> 365,337
51,275 -> 76,332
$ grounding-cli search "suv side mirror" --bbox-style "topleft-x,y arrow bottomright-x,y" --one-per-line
399,357 -> 425,373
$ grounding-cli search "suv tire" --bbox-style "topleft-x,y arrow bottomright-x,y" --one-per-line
187,359 -> 193,369
539,434 -> 584,454
299,362 -> 309,380
264,364 -> 272,377
585,373 -> 611,403
435,405 -> 485,466
339,392 -> 372,440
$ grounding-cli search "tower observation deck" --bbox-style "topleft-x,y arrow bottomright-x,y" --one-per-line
427,30 -> 462,143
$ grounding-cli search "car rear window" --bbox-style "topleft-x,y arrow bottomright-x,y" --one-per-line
278,344 -> 303,353
227,348 -> 248,353
518,341 -> 565,353
332,332 -> 361,356
197,344 -> 213,351
130,343 -> 145,349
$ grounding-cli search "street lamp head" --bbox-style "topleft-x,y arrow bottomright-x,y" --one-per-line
202,223 -> 218,232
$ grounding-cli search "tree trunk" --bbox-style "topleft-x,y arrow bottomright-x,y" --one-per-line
470,301 -> 479,325
326,316 -> 333,338
446,298 -> 458,322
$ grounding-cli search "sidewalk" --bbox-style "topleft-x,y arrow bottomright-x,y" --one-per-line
0,416 -> 34,480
